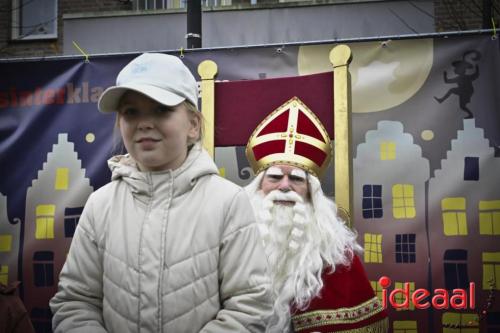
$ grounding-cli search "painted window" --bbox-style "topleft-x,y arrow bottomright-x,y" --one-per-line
0,265 -> 8,285
442,198 -> 468,236
31,307 -> 52,333
0,234 -> 12,252
380,141 -> 396,160
364,233 -> 383,263
11,0 -> 57,40
370,280 -> 384,302
393,321 -> 418,333
362,185 -> 383,219
35,204 -> 55,239
479,200 -> 500,235
442,312 -> 478,332
64,207 -> 83,238
482,252 -> 500,290
33,251 -> 54,287
54,167 -> 69,190
395,234 -> 416,263
464,157 -> 479,181
393,184 -> 416,219
444,250 -> 469,290
394,281 -> 415,311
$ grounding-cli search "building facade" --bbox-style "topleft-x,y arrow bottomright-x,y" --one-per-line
1,0 -> 498,59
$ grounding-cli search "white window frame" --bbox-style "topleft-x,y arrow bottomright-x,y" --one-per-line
11,0 -> 58,41
135,0 -> 236,9
135,0 -> 172,9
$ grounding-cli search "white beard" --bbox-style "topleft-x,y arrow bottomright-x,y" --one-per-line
248,186 -> 360,333
250,190 -> 325,332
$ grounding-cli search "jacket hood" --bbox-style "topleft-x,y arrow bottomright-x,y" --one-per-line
107,142 -> 219,198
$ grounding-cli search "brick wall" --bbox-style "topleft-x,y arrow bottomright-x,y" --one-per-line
435,0 -> 500,31
1,0 -> 500,59
0,0 -> 132,59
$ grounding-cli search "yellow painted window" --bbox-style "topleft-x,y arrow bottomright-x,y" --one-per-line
482,252 -> 500,290
0,265 -> 8,285
370,280 -> 384,303
0,235 -> 13,252
380,141 -> 396,160
364,233 -> 383,263
393,184 -> 416,219
55,168 -> 69,190
442,198 -> 468,236
393,321 -> 418,333
35,205 -> 55,239
442,312 -> 479,333
394,281 -> 415,311
479,200 -> 500,235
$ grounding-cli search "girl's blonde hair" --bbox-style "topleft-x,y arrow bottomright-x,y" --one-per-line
184,100 -> 204,144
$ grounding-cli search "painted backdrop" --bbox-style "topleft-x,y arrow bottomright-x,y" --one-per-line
1,34 -> 499,332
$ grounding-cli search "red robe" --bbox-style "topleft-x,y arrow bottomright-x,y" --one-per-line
291,255 -> 388,332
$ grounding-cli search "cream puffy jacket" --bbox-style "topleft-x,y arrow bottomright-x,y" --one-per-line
50,144 -> 272,332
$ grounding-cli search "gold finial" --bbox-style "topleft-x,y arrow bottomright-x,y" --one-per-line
198,60 -> 218,80
329,44 -> 352,68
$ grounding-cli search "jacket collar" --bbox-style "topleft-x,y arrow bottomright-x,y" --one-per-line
107,142 -> 218,198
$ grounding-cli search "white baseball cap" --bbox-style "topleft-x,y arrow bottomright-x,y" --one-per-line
98,53 -> 198,113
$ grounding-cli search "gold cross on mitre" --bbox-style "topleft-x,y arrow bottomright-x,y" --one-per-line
246,96 -> 332,177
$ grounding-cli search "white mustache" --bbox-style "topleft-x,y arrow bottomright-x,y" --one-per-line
264,190 -> 303,204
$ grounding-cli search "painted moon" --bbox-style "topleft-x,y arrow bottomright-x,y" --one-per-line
298,39 -> 433,113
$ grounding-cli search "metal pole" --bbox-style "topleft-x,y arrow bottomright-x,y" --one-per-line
483,0 -> 493,29
187,0 -> 202,48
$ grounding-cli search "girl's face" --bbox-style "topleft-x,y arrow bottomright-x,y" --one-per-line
117,91 -> 200,172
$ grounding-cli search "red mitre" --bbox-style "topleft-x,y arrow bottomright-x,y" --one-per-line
291,255 -> 388,332
245,97 -> 332,178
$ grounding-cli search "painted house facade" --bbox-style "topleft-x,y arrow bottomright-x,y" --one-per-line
22,133 -> 93,331
0,193 -> 21,287
428,118 -> 500,329
354,120 -> 430,331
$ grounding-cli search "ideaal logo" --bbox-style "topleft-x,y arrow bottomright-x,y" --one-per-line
0,82 -> 104,108
378,276 -> 475,310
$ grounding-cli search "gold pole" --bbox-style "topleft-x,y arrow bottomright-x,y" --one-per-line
197,60 -> 218,158
330,45 -> 353,227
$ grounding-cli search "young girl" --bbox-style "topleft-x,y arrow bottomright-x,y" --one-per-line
50,53 -> 272,332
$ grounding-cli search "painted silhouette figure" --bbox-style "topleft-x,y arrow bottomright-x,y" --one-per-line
434,50 -> 481,119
